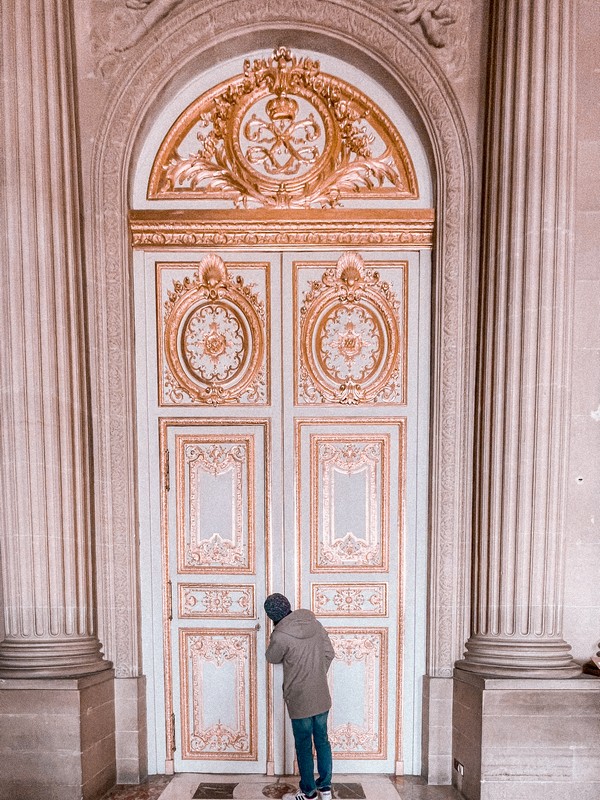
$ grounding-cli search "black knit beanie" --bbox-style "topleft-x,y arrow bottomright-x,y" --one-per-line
264,593 -> 292,623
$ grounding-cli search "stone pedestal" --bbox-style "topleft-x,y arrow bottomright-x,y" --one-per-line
452,670 -> 600,800
0,671 -> 116,800
114,676 -> 148,783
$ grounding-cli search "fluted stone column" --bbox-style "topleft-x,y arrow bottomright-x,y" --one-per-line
458,0 -> 580,677
0,0 -> 110,678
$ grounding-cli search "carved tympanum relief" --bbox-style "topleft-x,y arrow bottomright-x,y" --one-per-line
159,254 -> 268,405
148,48 -> 418,208
181,629 -> 257,759
296,252 -> 406,405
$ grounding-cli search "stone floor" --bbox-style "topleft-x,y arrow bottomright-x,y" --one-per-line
102,774 -> 461,800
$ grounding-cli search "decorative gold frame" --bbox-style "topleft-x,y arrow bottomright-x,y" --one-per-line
130,209 -> 434,250
326,627 -> 389,759
295,252 -> 408,405
175,433 -> 256,574
309,433 -> 390,572
160,417 -> 272,764
179,627 -> 258,760
179,583 -> 256,619
147,48 -> 418,208
159,254 -> 268,405
311,582 -> 388,617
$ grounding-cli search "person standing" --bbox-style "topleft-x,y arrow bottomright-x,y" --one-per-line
264,593 -> 335,800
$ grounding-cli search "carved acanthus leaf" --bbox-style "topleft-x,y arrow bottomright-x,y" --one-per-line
149,48 -> 418,208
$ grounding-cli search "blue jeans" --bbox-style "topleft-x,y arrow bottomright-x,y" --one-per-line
291,711 -> 333,798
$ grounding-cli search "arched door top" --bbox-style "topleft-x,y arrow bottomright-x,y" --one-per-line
147,47 -> 419,208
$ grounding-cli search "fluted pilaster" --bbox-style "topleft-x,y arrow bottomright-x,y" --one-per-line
458,0 -> 580,676
0,0 -> 109,677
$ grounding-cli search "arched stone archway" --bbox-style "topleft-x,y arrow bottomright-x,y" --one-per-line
88,0 -> 477,780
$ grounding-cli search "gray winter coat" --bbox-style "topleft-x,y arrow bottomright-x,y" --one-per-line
265,609 -> 335,719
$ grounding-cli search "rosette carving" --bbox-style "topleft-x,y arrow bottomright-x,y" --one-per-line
299,252 -> 403,404
163,254 -> 265,404
148,47 -> 418,208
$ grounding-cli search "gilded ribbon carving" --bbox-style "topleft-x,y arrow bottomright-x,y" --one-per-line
298,253 -> 405,405
148,48 -> 418,207
162,254 -> 267,405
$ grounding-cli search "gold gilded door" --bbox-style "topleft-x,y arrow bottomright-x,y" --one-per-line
283,252 -> 408,773
143,247 -> 426,774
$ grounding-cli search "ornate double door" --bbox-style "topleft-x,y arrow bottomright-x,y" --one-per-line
138,245 -> 429,774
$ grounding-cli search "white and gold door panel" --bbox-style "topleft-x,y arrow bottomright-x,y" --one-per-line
293,418 -> 405,772
135,247 -> 429,775
160,418 -> 271,772
283,251 -> 411,773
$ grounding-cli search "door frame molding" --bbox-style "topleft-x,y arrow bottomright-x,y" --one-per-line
88,0 -> 477,775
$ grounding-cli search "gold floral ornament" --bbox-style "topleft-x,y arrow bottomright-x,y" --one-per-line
163,254 -> 265,404
299,252 -> 403,404
148,47 -> 418,208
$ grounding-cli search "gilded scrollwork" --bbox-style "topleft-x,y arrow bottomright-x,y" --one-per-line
328,629 -> 387,757
179,584 -> 255,618
312,583 -> 387,617
176,433 -> 256,575
298,252 -> 405,405
148,47 -> 418,207
162,254 -> 267,405
182,629 -> 257,759
310,434 -> 390,573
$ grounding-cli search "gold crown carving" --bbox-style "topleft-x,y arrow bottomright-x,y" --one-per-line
148,48 -> 418,208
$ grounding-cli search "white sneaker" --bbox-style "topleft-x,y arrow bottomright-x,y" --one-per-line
282,791 -> 317,800
319,791 -> 333,800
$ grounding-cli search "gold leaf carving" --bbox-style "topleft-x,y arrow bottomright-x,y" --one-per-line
163,254 -> 265,405
148,48 -> 418,207
299,253 -> 404,405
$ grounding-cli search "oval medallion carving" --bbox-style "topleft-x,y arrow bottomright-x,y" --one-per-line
164,254 -> 265,404
299,252 -> 402,404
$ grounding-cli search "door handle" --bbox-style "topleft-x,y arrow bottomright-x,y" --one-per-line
254,622 -> 261,631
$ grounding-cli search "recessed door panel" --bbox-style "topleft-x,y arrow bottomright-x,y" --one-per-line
161,418 -> 271,773
294,415 -> 405,772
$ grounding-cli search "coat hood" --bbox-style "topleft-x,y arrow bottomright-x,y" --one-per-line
275,608 -> 321,639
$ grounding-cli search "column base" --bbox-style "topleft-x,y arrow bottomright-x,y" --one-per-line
457,634 -> 582,677
0,636 -> 112,678
0,670 -> 116,800
452,669 -> 600,800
